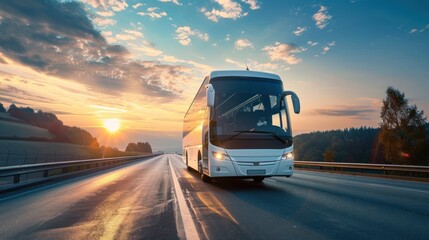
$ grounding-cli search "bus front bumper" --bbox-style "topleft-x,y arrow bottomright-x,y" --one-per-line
209,159 -> 294,177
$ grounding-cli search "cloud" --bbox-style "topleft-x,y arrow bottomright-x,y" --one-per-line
313,6 -> 332,29
159,0 -> 181,5
242,0 -> 260,10
200,0 -> 248,22
313,106 -> 376,120
0,0 -> 192,98
124,30 -> 143,38
81,0 -> 128,12
262,42 -> 304,64
97,11 -> 114,17
234,38 -> 253,50
92,17 -> 117,26
225,34 -> 231,41
225,58 -> 242,66
137,7 -> 168,19
115,34 -> 136,41
293,26 -> 307,36
101,31 -> 117,43
226,58 -> 282,72
162,55 -> 212,73
307,41 -> 318,46
130,42 -> 163,57
175,26 -> 209,46
322,41 -> 335,54
409,24 -> 429,33
132,3 -> 142,9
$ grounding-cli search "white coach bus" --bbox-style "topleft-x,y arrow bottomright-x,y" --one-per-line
182,70 -> 300,183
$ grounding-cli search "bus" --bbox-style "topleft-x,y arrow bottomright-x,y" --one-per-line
182,70 -> 300,183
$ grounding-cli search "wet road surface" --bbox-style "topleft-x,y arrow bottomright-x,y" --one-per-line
0,154 -> 428,240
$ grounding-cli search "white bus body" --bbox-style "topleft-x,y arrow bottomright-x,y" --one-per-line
183,70 -> 300,182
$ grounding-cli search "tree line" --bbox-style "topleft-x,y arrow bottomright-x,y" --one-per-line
3,103 -> 100,147
294,127 -> 385,163
125,142 -> 152,153
294,87 -> 428,166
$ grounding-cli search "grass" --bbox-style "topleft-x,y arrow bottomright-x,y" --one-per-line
0,112 -> 23,122
0,119 -> 54,139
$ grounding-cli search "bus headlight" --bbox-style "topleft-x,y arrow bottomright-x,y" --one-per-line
212,151 -> 230,160
281,152 -> 294,160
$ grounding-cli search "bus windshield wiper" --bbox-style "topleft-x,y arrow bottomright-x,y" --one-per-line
250,130 -> 290,144
224,130 -> 290,144
222,130 -> 248,142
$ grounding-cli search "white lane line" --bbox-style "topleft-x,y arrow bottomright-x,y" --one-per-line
168,156 -> 200,240
366,183 -> 429,194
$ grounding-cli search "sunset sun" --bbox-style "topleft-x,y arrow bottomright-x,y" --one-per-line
104,119 -> 121,133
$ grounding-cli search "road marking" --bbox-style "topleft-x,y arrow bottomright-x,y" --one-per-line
168,156 -> 200,240
366,183 -> 429,194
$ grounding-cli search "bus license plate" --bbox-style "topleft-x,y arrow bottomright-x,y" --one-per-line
247,170 -> 266,175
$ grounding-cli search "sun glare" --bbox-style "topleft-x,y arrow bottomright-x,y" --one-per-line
104,118 -> 121,133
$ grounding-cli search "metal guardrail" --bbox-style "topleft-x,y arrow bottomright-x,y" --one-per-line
0,154 -> 159,191
294,161 -> 429,181
0,148 -> 137,167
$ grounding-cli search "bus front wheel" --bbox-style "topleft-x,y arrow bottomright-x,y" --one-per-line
199,163 -> 212,183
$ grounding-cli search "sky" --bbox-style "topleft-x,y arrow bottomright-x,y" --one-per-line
0,0 -> 428,152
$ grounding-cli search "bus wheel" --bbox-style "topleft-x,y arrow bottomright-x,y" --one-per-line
201,174 -> 212,183
186,153 -> 192,171
253,177 -> 265,183
199,163 -> 212,183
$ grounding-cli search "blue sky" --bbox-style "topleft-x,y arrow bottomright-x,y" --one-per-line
0,0 -> 428,152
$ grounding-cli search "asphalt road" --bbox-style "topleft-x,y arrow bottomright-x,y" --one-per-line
0,154 -> 428,240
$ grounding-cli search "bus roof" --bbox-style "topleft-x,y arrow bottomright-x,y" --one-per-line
209,70 -> 281,81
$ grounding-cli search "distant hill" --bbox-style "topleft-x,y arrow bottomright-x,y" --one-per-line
0,112 -> 24,123
0,102 -> 99,147
294,124 -> 429,164
0,119 -> 54,139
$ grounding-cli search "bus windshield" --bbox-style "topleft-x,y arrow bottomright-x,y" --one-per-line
210,77 -> 292,149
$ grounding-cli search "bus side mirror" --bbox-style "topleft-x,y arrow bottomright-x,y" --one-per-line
206,84 -> 215,107
281,91 -> 300,114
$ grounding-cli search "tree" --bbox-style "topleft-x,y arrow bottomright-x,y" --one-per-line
379,87 -> 427,165
126,141 -> 152,153
323,149 -> 336,162
0,102 -> 5,112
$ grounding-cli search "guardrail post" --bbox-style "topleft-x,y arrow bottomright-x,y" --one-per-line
43,170 -> 48,178
13,174 -> 20,184
5,151 -> 10,166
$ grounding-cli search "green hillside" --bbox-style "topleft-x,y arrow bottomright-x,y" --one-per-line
0,118 -> 54,139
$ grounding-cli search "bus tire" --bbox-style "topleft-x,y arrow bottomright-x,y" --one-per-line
201,174 -> 212,183
199,162 -> 212,183
186,152 -> 192,171
253,177 -> 265,183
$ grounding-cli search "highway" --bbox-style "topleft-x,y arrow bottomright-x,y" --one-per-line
0,154 -> 428,240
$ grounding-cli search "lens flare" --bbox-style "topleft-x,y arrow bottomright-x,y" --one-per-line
104,118 -> 121,133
